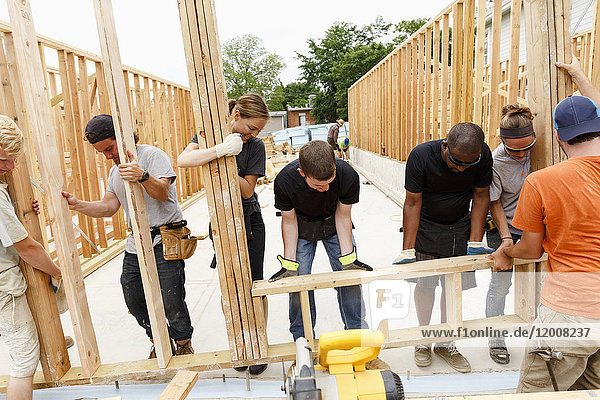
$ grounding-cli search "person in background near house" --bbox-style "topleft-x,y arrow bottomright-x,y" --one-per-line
337,136 -> 351,161
61,114 -> 194,359
0,115 -> 62,400
177,92 -> 269,375
485,104 -> 535,365
393,122 -> 493,373
491,56 -> 600,393
327,119 -> 344,152
270,139 -> 389,370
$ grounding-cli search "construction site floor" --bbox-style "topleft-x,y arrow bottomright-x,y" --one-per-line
0,171 -> 528,398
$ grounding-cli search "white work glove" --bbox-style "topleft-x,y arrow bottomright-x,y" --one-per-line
215,133 -> 243,158
467,241 -> 495,255
392,249 -> 416,265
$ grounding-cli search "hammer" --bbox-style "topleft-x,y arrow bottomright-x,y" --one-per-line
529,347 -> 563,391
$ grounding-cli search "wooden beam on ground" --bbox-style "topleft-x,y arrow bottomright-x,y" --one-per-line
0,46 -> 70,379
524,0 -> 573,171
178,0 -> 265,360
158,370 -> 198,400
92,0 -> 172,368
0,314 -> 534,392
6,0 -> 100,377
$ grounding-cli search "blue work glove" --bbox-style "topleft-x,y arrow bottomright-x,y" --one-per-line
339,248 -> 373,271
467,241 -> 495,255
49,276 -> 62,293
269,255 -> 299,282
392,249 -> 416,264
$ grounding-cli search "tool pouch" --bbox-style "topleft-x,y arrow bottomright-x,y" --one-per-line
160,220 -> 198,260
297,214 -> 337,241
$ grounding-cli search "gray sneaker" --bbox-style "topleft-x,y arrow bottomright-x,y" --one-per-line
414,344 -> 432,367
434,342 -> 471,373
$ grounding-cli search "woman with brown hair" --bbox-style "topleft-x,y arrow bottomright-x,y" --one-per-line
486,104 -> 536,364
178,93 -> 269,375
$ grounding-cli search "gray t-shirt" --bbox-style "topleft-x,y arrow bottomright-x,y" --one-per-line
107,145 -> 184,254
490,144 -> 530,235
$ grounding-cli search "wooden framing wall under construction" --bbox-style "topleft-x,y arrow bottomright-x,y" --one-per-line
349,0 -> 596,169
0,0 -> 598,393
0,20 -> 204,274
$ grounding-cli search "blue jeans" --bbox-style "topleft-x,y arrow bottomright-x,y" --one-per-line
485,230 -> 522,319
289,234 -> 368,340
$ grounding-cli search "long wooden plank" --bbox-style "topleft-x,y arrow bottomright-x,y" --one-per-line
441,14 -> 450,134
58,50 -> 92,258
488,0 -> 503,148
450,2 -> 464,126
0,41 -> 70,381
92,0 -> 172,368
425,27 -> 432,141
253,255 -> 546,296
7,0 -> 100,377
157,370 -> 198,400
79,55 -> 107,249
592,0 -> 600,88
444,272 -> 462,328
177,0 -> 244,360
473,0 -> 487,127
199,0 -> 261,359
462,0 -> 476,122
0,314 -> 539,392
508,0 -> 523,104
432,20 -> 441,140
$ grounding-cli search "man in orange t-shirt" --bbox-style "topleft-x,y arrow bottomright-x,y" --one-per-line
491,57 -> 600,393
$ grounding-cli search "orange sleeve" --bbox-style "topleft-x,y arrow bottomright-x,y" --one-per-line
512,178 -> 545,233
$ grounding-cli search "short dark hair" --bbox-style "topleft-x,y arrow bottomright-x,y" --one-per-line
299,140 -> 336,181
567,131 -> 600,145
447,122 -> 484,154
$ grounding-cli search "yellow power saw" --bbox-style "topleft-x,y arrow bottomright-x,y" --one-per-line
285,329 -> 404,400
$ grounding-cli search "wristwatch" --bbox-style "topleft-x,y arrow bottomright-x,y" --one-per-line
138,170 -> 150,183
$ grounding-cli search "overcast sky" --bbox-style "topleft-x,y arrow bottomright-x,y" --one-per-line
0,0 -> 450,87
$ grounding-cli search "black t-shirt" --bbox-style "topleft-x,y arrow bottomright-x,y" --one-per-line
190,134 -> 265,211
274,158 -> 359,220
405,139 -> 493,224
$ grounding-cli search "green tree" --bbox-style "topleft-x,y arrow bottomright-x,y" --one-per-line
332,43 -> 394,118
297,17 -> 392,122
222,34 -> 285,101
393,18 -> 429,45
267,82 -> 320,112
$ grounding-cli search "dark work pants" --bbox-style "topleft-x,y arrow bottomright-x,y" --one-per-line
121,244 -> 193,341
247,210 -> 266,281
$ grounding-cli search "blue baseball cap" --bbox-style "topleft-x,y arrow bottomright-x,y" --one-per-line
553,95 -> 600,141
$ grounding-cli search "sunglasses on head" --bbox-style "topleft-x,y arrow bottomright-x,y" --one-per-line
502,134 -> 537,153
444,140 -> 482,167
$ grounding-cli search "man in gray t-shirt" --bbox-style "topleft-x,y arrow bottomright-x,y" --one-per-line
62,114 -> 194,357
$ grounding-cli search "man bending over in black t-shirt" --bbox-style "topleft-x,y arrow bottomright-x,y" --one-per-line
270,140 -> 389,370
393,123 -> 493,373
